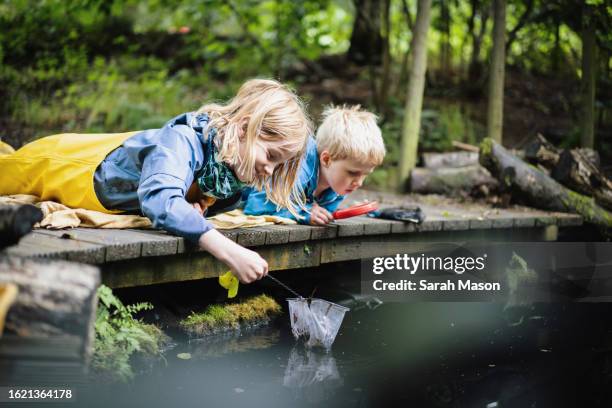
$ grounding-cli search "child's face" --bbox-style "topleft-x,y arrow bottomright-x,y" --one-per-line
235,138 -> 293,183
320,152 -> 375,196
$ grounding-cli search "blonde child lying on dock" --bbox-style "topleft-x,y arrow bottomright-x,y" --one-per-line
0,79 -> 311,284
242,105 -> 385,225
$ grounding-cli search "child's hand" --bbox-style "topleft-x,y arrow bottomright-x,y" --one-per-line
199,229 -> 268,284
225,245 -> 269,284
309,203 -> 334,225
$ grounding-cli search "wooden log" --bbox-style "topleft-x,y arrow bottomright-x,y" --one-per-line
524,133 -> 561,170
410,164 -> 498,195
551,148 -> 612,210
422,151 -> 479,168
0,256 -> 100,359
479,138 -> 612,227
0,204 -> 43,249
524,134 -> 610,209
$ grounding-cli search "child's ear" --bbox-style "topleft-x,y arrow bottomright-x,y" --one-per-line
238,117 -> 250,141
320,150 -> 331,168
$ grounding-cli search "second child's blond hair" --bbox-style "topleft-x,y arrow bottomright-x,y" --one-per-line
197,79 -> 311,217
316,105 -> 385,166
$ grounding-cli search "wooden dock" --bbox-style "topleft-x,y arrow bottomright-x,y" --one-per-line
3,191 -> 583,288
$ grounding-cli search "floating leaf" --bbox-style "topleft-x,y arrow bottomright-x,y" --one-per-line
177,352 -> 191,360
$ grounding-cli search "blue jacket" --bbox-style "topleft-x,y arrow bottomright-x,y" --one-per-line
93,112 -> 216,242
242,136 -> 344,224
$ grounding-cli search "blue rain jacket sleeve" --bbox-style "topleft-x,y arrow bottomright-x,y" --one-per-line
94,112 -> 215,242
137,125 -> 214,243
242,136 -> 345,224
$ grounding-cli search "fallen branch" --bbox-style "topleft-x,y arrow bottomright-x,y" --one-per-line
479,138 -> 612,227
524,134 -> 611,210
410,165 -> 498,195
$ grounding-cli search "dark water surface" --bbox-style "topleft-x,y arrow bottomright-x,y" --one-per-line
74,262 -> 612,408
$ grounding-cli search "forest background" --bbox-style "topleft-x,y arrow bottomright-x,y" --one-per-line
1,0 -> 610,190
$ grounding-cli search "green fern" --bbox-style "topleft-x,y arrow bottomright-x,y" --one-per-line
92,285 -> 168,383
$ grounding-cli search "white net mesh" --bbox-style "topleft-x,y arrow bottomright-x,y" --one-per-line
287,298 -> 349,349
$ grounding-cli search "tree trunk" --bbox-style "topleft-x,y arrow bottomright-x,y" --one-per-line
377,0 -> 392,117
468,0 -> 489,82
0,256 -> 100,359
0,205 -> 43,250
348,0 -> 383,66
580,8 -> 597,149
486,0 -> 506,143
398,0 -> 432,191
410,165 -> 498,195
479,138 -> 612,227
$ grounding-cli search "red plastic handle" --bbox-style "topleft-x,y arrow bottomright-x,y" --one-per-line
332,201 -> 379,219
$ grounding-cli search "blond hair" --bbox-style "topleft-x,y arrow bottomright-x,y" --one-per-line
197,79 -> 311,216
316,105 -> 385,166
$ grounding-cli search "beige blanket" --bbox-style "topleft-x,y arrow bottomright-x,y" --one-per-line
0,195 -> 295,230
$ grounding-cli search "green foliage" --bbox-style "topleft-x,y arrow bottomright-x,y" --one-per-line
92,285 -> 168,383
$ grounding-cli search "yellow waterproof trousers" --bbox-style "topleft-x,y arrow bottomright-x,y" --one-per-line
0,132 -> 138,213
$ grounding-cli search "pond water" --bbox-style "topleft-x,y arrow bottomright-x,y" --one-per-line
83,264 -> 612,407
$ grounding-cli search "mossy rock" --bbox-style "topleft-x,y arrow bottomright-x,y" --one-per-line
180,294 -> 282,337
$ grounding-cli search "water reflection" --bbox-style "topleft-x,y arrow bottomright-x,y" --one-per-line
283,346 -> 343,404
188,327 -> 280,359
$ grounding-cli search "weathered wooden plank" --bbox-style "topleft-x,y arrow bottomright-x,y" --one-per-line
263,241 -> 321,271
36,228 -> 142,262
286,225 -> 312,242
469,218 -> 493,230
5,232 -> 105,264
416,218 -> 443,232
512,215 -> 537,228
485,210 -> 514,228
124,229 -> 182,255
441,218 -> 470,231
359,217 -> 393,235
390,220 -> 417,234
236,227 -> 267,247
310,224 -> 338,240
260,225 -> 290,245
103,241 -> 322,288
320,235 -> 440,264
335,219 -> 365,237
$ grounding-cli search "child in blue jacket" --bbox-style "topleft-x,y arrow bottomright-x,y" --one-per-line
243,105 -> 385,225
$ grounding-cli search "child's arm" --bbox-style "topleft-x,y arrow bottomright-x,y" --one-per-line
137,127 -> 268,283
